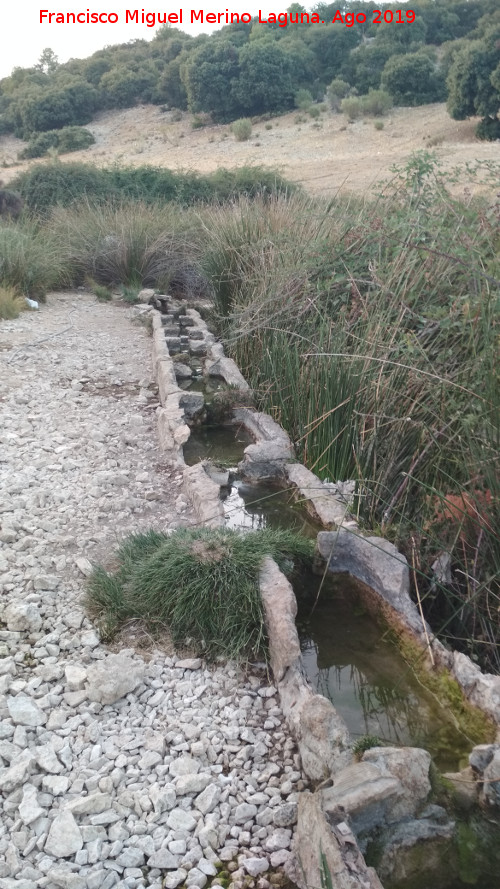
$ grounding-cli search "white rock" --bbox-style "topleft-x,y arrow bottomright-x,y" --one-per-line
45,811 -> 83,858
19,784 -> 45,825
234,803 -> 258,824
0,751 -> 35,791
7,695 -> 46,727
175,774 -> 212,796
186,868 -> 208,888
65,793 -> 112,815
64,665 -> 87,691
195,783 -> 221,815
243,858 -> 269,877
169,755 -> 200,777
116,848 -> 145,868
75,557 -> 93,577
167,809 -> 197,832
164,870 -> 187,889
35,743 -> 63,774
263,829 -> 292,852
4,602 -> 42,633
50,872 -> 87,889
147,849 -> 180,869
42,776 -> 69,796
86,654 -> 145,704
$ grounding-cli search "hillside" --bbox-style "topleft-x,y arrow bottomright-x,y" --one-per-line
1,102 -> 498,197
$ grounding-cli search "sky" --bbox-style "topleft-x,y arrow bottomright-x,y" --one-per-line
1,1 -> 277,79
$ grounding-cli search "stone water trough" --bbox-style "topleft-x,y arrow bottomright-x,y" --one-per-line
139,290 -> 500,889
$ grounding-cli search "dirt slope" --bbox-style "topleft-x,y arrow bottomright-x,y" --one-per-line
1,102 -> 498,196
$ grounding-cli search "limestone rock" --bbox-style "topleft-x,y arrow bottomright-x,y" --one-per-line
4,602 -> 42,633
19,784 -> 45,825
7,695 -> 46,727
45,811 -> 83,858
86,654 -> 145,704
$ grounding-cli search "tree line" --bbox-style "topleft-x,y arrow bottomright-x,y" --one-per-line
0,0 -> 498,140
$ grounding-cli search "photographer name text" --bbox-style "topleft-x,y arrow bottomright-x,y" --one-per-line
39,8 -> 416,27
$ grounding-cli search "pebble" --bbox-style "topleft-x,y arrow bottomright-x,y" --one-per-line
0,295 -> 302,887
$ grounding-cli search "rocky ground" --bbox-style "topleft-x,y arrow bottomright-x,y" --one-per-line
0,294 -> 302,889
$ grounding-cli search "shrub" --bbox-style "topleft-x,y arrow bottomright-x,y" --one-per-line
11,162 -> 295,214
326,78 -> 351,111
309,106 -> 321,119
475,116 -> 500,141
374,120 -> 384,131
231,118 -> 252,142
85,526 -> 313,656
0,221 -> 67,298
362,89 -> 393,117
340,96 -> 363,121
19,126 -> 95,159
294,88 -> 313,110
0,285 -> 25,320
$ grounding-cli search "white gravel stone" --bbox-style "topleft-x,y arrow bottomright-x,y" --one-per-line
86,654 -> 145,705
7,695 -> 46,727
4,603 -> 42,633
243,858 -> 269,877
0,295 -> 304,887
167,809 -> 197,832
45,811 -> 83,858
19,784 -> 45,825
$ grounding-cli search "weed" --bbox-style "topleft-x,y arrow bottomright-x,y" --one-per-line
231,119 -> 252,142
86,527 -> 313,658
0,285 -> 25,320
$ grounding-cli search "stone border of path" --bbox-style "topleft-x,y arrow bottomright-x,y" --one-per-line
142,292 -> 500,889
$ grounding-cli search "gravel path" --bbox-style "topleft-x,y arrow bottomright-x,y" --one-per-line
0,294 -> 301,889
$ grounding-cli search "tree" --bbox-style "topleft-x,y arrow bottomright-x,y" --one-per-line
382,52 -> 446,106
233,41 -> 296,116
36,48 -> 59,74
182,41 -> 241,120
446,28 -> 500,134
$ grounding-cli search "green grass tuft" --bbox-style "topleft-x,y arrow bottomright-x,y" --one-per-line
85,527 -> 313,659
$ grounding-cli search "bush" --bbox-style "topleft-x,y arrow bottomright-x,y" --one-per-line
85,526 -> 313,657
0,285 -> 25,320
374,120 -> 384,131
19,126 -> 95,159
326,78 -> 351,111
11,162 -> 296,214
0,221 -> 67,298
232,118 -> 252,142
294,88 -> 313,110
362,89 -> 393,117
340,96 -> 363,121
309,106 -> 321,119
475,116 -> 500,141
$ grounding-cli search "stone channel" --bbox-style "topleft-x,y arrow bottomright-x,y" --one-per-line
144,290 -> 500,889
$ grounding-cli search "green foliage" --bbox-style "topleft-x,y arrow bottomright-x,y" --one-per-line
326,77 -> 351,111
233,41 -> 296,116
475,115 -> 500,140
340,96 -> 363,120
11,162 -> 295,215
361,89 -> 393,116
19,126 -> 95,159
183,41 -> 241,121
85,526 -> 313,656
382,52 -> 446,106
352,735 -> 382,759
0,1 -> 496,128
231,118 -> 252,141
0,221 -> 67,298
203,159 -> 500,672
294,88 -> 313,109
446,27 -> 500,137
0,286 -> 25,320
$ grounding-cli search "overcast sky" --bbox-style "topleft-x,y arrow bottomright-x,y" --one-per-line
1,1 -> 276,79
